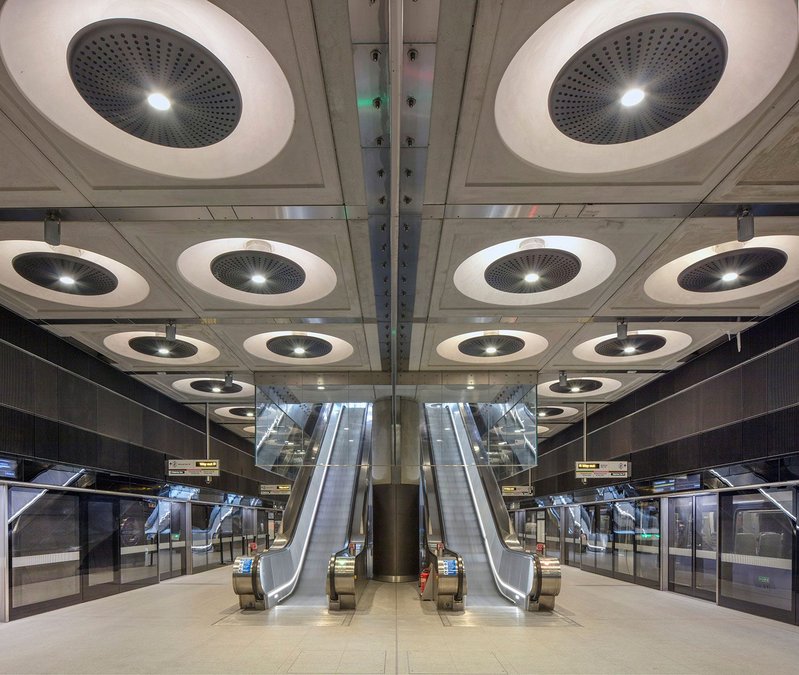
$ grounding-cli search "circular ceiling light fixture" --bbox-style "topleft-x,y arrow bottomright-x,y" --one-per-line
67,19 -> 243,148
103,330 -> 219,365
214,406 -> 258,420
172,377 -> 254,398
549,14 -> 726,145
676,248 -> 787,293
575,329 -> 691,363
0,240 -> 148,307
243,330 -> 353,365
454,236 -> 615,306
538,376 -> 622,398
644,236 -> 799,305
457,335 -> 525,358
536,406 -> 579,420
537,426 -> 550,435
267,335 -> 334,359
177,238 -> 336,307
0,0 -> 294,178
210,250 -> 306,295
484,247 -> 582,294
495,0 -> 797,173
436,329 -> 548,365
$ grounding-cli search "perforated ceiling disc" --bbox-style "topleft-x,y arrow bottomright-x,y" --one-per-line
458,335 -> 525,357
266,335 -> 333,359
12,252 -> 118,295
594,334 -> 667,357
677,247 -> 788,292
128,336 -> 198,359
484,249 -> 581,293
228,407 -> 256,418
190,379 -> 242,394
549,13 -> 726,144
68,19 -> 242,148
210,250 -> 306,295
549,379 -> 603,394
537,407 -> 565,417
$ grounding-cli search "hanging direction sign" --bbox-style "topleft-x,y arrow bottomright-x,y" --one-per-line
260,484 -> 292,496
501,485 -> 535,497
575,461 -> 630,478
166,459 -> 220,477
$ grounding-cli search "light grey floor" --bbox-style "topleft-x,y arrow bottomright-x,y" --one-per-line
1,564 -> 798,674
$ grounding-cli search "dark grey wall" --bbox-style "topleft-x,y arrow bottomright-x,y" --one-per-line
529,302 -> 799,496
0,307 -> 278,496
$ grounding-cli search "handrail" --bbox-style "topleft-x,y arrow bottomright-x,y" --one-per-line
232,403 -> 344,610
419,406 -> 466,611
327,404 -> 373,610
446,403 -> 560,611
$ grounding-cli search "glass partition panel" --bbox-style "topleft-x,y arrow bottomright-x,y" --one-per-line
119,498 -> 158,587
546,507 -> 561,560
694,494 -> 717,600
8,488 -> 81,617
635,499 -> 660,586
613,501 -> 635,580
668,496 -> 693,594
191,503 -> 210,572
596,503 -> 613,574
565,505 -> 583,567
581,505 -> 597,570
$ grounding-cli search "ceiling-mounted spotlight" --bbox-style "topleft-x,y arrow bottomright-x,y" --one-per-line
165,321 -> 177,342
559,370 -> 568,388
616,319 -> 628,341
737,205 -> 754,242
224,371 -> 233,388
44,210 -> 61,247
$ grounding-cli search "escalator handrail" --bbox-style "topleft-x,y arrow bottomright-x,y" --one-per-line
445,403 -> 539,606
271,403 -> 333,550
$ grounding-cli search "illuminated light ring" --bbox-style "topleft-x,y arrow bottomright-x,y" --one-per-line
177,238 -> 336,307
436,329 -> 548,365
453,236 -> 615,306
0,240 -> 148,307
243,330 -> 354,365
573,329 -> 692,364
644,236 -> 799,305
537,377 -> 622,399
172,377 -> 254,398
0,0 -> 294,178
103,330 -> 220,365
495,0 -> 797,173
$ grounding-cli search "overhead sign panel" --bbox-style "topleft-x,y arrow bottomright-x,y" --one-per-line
260,484 -> 292,496
575,461 -> 630,479
502,485 -> 535,497
166,459 -> 220,477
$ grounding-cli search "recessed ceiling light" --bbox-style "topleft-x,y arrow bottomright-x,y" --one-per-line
157,347 -> 170,355
620,88 -> 645,107
570,386 -> 581,393
466,385 -> 475,390
485,346 -> 498,355
721,271 -> 739,282
293,347 -> 306,355
147,92 -> 171,111
623,345 -> 637,354
211,386 -> 222,393
317,385 -> 325,390
58,275 -> 75,285
250,274 -> 267,284
524,272 -> 540,283
245,411 -> 254,417
538,411 -> 546,417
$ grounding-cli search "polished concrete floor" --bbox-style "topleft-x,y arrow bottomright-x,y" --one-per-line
1,564 -> 798,674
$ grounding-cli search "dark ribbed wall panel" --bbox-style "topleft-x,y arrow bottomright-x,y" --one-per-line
0,306 -> 280,496
530,303 -> 799,496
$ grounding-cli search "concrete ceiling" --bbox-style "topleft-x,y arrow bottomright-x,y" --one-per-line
0,0 -> 797,443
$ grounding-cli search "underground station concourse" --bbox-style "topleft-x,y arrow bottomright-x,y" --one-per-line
1,1 -> 799,673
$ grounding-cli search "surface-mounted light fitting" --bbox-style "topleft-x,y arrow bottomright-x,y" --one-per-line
617,319 -> 627,341
737,206 -> 754,242
559,370 -> 568,388
44,211 -> 61,247
165,321 -> 177,342
224,371 -> 233,388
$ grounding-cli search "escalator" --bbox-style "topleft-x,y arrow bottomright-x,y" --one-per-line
424,403 -> 561,611
284,404 -> 367,606
233,402 -> 371,610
